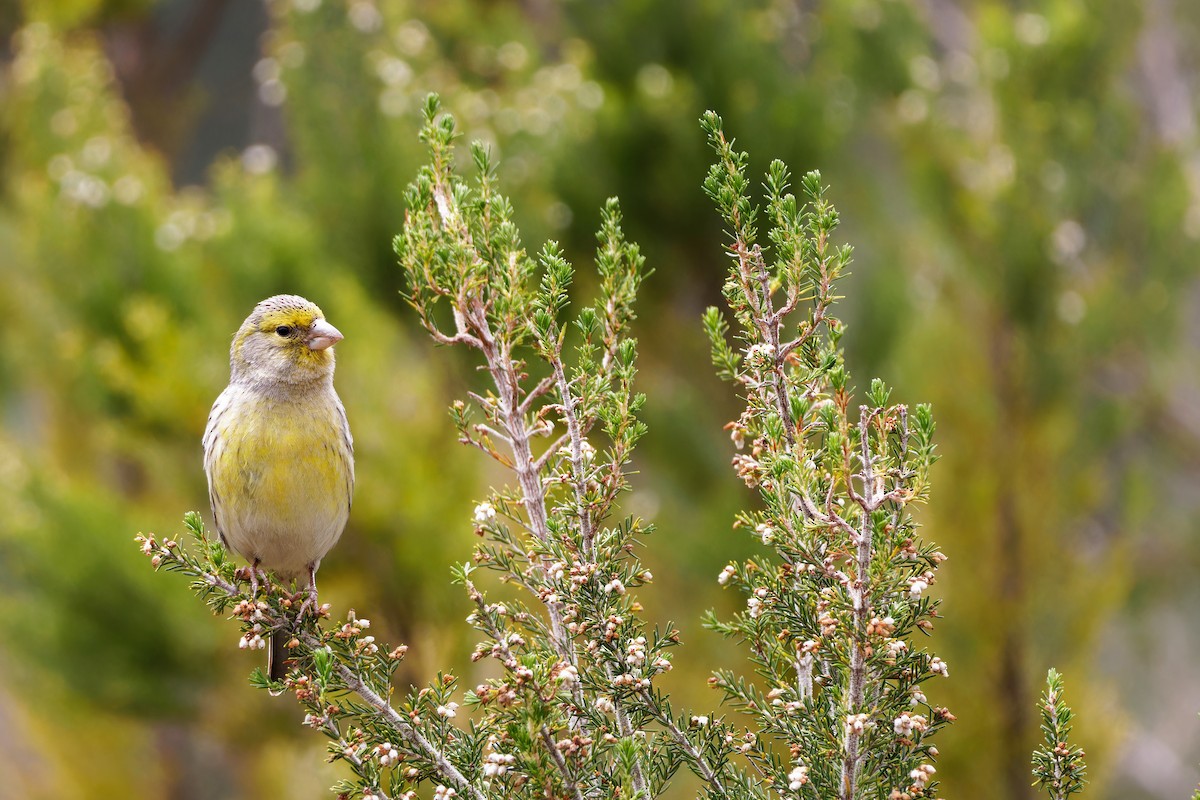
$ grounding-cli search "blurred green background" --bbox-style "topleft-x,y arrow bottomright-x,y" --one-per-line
2,0 -> 1199,797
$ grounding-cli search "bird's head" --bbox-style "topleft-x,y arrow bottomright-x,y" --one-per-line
230,295 -> 343,388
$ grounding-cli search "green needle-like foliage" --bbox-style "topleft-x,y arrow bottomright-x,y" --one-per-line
1031,669 -> 1087,799
700,111 -> 949,800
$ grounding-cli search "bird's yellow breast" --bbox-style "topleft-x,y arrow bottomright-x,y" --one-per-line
204,383 -> 353,579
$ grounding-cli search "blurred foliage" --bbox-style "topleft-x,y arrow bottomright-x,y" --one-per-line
2,0 -> 1200,797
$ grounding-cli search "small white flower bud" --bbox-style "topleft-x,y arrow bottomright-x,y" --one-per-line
473,502 -> 497,523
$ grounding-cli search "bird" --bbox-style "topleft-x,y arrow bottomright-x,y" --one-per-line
203,294 -> 354,682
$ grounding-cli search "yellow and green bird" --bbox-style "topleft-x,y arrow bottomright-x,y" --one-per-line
203,295 -> 354,681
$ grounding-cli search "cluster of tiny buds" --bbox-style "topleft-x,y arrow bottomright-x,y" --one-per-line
1052,741 -> 1077,757
336,620 -> 369,640
747,586 -> 771,619
610,672 -> 650,690
767,687 -> 804,715
231,598 -> 269,622
594,696 -> 615,714
908,571 -> 935,598
432,785 -> 457,800
724,420 -> 749,449
613,637 -> 670,676
473,502 -> 497,525
558,439 -> 597,463
554,664 -> 579,685
134,533 -> 178,568
547,560 -> 599,590
756,523 -> 774,545
909,763 -> 936,789
866,615 -> 896,637
602,615 -> 624,641
744,341 -> 777,367
723,731 -> 756,754
625,637 -> 647,666
482,751 -> 516,777
717,564 -> 736,585
787,765 -> 809,791
689,715 -> 709,727
929,656 -> 949,677
342,736 -> 368,762
290,675 -> 315,702
375,742 -> 399,767
238,624 -> 266,650
731,453 -> 762,487
555,734 -> 594,756
845,713 -> 874,736
892,711 -> 929,737
436,702 -> 459,718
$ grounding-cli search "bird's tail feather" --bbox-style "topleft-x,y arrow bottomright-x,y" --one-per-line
268,630 -> 290,684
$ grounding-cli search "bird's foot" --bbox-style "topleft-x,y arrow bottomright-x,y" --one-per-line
296,565 -> 320,619
247,559 -> 271,601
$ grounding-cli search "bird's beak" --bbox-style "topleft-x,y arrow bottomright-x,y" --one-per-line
307,318 -> 344,351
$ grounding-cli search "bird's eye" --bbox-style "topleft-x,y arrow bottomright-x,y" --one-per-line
275,325 -> 293,337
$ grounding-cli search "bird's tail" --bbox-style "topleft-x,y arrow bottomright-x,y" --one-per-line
268,630 -> 290,684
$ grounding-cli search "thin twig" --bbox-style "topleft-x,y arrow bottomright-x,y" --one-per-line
638,689 -> 727,798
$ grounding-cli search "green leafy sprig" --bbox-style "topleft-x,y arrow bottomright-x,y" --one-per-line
700,111 -> 949,800
394,94 -> 742,800
1031,668 -> 1087,799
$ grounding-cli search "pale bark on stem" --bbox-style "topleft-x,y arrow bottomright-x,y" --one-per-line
543,319 -> 652,785
481,332 -> 585,718
739,240 -> 798,448
429,180 -> 582,685
539,727 -> 587,800
549,354 -> 597,558
839,410 -> 880,800
603,664 -> 649,796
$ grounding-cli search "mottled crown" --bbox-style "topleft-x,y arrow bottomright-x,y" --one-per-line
248,294 -> 325,328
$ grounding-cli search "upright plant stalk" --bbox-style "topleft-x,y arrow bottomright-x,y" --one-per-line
1031,669 -> 1087,799
700,111 -> 951,799
395,94 -> 737,800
